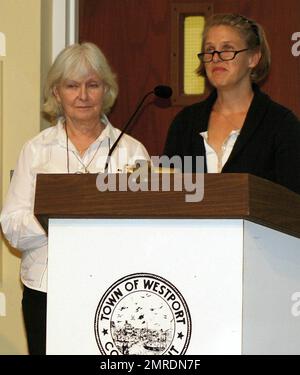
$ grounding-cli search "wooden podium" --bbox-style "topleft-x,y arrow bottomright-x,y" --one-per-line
34,173 -> 300,355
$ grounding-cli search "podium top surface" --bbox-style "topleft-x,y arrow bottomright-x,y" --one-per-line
34,173 -> 300,238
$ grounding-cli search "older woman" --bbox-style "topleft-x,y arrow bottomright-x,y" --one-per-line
164,14 -> 300,194
0,42 -> 149,354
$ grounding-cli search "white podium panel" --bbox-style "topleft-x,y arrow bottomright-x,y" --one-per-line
46,219 -> 300,355
243,221 -> 300,354
47,219 -> 243,355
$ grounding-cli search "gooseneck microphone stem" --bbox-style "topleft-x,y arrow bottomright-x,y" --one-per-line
103,85 -> 172,172
104,90 -> 154,172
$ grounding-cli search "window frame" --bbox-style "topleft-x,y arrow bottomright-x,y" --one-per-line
170,2 -> 213,106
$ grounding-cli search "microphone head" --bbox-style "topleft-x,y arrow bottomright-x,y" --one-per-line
154,85 -> 173,99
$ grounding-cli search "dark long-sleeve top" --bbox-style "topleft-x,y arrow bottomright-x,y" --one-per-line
164,85 -> 300,195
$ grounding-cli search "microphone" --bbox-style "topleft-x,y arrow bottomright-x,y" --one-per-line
104,85 -> 172,172
154,85 -> 173,99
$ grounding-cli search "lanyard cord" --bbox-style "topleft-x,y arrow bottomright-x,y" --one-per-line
65,125 -> 104,174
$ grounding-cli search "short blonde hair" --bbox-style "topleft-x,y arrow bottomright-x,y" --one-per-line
43,42 -> 118,122
197,14 -> 271,83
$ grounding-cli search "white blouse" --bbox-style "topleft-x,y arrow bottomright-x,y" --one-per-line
0,116 -> 150,292
200,129 -> 240,173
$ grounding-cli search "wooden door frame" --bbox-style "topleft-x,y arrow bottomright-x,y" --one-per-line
51,0 -> 79,61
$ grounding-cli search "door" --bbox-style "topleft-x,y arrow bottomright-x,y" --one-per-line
79,0 -> 300,155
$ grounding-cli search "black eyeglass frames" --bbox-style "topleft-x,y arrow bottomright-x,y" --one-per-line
197,48 -> 249,63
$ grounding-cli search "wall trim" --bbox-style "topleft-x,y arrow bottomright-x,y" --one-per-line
52,0 -> 78,61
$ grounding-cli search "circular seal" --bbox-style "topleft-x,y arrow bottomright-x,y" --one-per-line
94,273 -> 192,355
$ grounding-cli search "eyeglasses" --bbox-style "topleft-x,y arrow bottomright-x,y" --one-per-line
197,48 -> 249,63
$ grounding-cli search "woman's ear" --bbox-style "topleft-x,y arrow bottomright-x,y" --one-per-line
249,49 -> 262,69
52,86 -> 61,102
